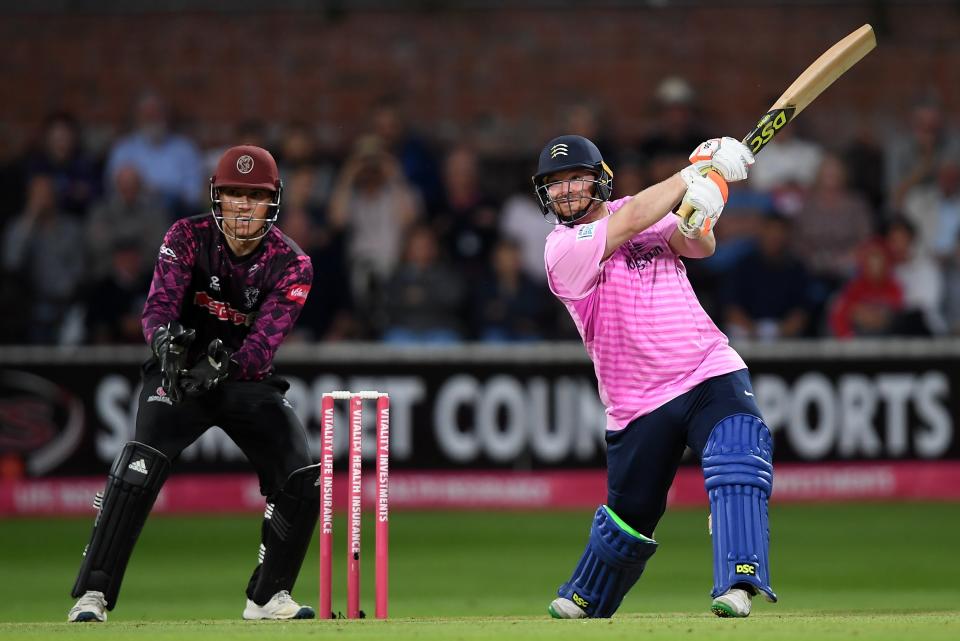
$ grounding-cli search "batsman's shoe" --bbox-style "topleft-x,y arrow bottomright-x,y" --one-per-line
68,590 -> 107,622
711,587 -> 752,618
548,597 -> 588,619
243,590 -> 315,620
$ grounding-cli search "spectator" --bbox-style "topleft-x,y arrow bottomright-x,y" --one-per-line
747,125 -> 824,194
293,230 -> 356,341
902,155 -> 960,260
843,124 -> 887,216
277,121 -> 335,211
370,94 -> 442,212
499,190 -> 551,284
637,77 -> 707,183
792,153 -> 875,298
1,174 -> 85,343
0,152 -> 26,230
688,189 -> 776,323
885,216 -> 945,335
84,165 -> 169,279
24,112 -> 101,217
433,144 -> 501,278
83,237 -> 151,344
328,135 -> 422,307
281,156 -> 356,342
202,118 -> 268,177
941,229 -> 960,335
381,224 -> 465,343
106,92 -> 204,216
722,212 -> 812,340
887,94 -> 960,210
472,238 -> 550,342
829,240 -> 902,338
611,152 -> 648,200
561,101 -> 621,168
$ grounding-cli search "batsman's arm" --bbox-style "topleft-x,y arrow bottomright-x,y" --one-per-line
668,226 -> 715,258
603,173 -> 687,260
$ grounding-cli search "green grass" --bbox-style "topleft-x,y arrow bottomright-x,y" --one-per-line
2,503 -> 959,640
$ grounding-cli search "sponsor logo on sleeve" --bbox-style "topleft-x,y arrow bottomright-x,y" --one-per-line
158,244 -> 177,261
286,284 -> 311,303
576,222 -> 597,241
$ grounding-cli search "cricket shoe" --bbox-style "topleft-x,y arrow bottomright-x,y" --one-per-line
68,590 -> 107,622
711,587 -> 752,618
548,597 -> 588,619
243,590 -> 315,620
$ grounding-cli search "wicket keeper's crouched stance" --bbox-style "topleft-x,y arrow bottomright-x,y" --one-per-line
534,135 -> 777,619
68,146 -> 317,622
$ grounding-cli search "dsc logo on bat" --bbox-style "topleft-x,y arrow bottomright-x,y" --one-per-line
748,109 -> 793,153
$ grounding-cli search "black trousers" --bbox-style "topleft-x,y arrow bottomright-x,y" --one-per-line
136,363 -> 313,498
605,369 -> 764,538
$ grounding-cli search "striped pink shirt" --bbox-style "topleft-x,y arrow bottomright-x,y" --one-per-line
544,197 -> 746,430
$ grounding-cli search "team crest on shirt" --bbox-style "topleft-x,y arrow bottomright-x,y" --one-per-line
243,287 -> 260,309
576,222 -> 598,241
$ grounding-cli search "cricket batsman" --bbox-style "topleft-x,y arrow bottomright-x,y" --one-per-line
533,135 -> 777,618
68,145 -> 318,622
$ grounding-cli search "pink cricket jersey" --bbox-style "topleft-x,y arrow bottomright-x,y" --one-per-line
544,197 -> 746,430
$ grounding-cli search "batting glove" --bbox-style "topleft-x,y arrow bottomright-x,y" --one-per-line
689,136 -> 755,182
678,163 -> 726,239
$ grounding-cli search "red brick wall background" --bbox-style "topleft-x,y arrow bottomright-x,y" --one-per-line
2,4 -> 958,157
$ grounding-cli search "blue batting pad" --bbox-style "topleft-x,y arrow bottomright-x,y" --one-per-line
556,505 -> 658,617
702,413 -> 778,602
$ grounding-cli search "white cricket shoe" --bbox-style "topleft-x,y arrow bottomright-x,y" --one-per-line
242,590 -> 315,620
711,587 -> 752,618
548,597 -> 588,619
67,590 -> 107,623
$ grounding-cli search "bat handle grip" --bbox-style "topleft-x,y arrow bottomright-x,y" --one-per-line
675,202 -> 694,219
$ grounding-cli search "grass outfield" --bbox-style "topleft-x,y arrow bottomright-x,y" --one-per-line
1,503 -> 958,640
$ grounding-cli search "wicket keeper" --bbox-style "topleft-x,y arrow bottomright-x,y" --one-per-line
68,146 -> 318,622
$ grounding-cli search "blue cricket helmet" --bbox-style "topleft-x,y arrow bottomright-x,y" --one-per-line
532,135 -> 614,225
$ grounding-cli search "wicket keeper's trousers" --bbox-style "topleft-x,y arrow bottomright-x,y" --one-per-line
135,363 -> 313,498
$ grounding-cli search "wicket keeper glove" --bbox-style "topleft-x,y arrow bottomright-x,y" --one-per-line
180,339 -> 234,397
151,322 -> 195,404
677,163 -> 727,239
689,137 -> 755,182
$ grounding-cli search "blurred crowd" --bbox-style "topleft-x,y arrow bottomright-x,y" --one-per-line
2,79 -> 959,346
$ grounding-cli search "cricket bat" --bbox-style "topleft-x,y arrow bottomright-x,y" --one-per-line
678,23 -> 877,219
